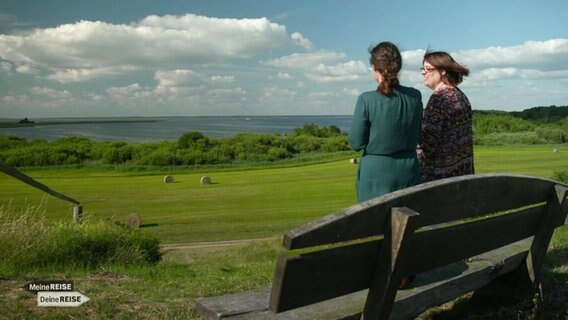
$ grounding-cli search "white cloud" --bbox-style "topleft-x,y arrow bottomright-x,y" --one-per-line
291,32 -> 314,51
343,88 -> 360,96
15,63 -> 40,75
207,87 -> 247,101
106,83 -> 150,98
401,49 -> 427,69
276,72 -> 292,80
455,39 -> 568,71
208,75 -> 235,83
31,87 -> 72,99
155,69 -> 205,88
0,61 -> 12,74
263,51 -> 347,69
306,60 -> 368,83
307,91 -> 333,99
46,66 -> 137,83
0,14 -> 307,83
259,87 -> 297,101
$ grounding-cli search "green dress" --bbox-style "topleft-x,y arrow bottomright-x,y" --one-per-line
348,86 -> 423,202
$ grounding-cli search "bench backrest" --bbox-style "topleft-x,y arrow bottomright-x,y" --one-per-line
269,174 -> 568,316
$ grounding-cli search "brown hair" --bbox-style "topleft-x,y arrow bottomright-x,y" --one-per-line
369,42 -> 401,96
423,51 -> 469,86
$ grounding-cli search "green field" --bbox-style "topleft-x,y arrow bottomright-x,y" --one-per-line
0,144 -> 567,319
1,145 -> 567,244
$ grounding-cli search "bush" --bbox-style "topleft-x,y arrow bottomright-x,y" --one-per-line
0,205 -> 162,275
473,113 -> 535,135
178,131 -> 209,150
474,132 -> 543,145
536,128 -> 566,143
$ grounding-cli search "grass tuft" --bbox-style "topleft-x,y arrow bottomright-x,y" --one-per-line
0,202 -> 162,277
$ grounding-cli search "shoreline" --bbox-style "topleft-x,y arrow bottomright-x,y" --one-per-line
0,119 -> 162,128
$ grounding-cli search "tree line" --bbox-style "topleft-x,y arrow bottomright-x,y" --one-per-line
1,107 -> 567,168
0,123 -> 348,167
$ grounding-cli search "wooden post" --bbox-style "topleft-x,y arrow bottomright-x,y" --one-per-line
525,185 -> 568,286
0,159 -> 81,222
362,207 -> 420,320
73,206 -> 83,223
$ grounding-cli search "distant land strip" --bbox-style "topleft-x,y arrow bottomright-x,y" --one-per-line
0,119 -> 161,128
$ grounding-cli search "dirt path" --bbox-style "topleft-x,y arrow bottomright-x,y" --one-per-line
160,237 -> 279,250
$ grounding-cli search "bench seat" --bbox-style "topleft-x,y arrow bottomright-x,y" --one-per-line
196,238 -> 531,320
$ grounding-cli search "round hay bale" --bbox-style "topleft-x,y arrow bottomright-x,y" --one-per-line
200,176 -> 212,185
126,213 -> 141,229
350,158 -> 358,164
164,175 -> 175,183
553,148 -> 558,153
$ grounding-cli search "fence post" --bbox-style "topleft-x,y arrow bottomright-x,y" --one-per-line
73,206 -> 83,223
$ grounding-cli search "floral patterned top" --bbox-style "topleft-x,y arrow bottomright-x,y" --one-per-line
417,86 -> 474,182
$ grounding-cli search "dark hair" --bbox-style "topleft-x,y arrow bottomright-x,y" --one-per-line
423,51 -> 469,86
369,42 -> 401,96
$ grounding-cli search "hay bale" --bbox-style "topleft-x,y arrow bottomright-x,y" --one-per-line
200,176 -> 212,185
350,158 -> 358,164
164,175 -> 175,183
126,213 -> 141,229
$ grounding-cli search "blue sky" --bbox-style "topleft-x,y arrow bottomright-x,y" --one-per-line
1,0 -> 567,117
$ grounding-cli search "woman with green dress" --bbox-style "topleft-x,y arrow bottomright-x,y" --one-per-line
348,42 -> 423,202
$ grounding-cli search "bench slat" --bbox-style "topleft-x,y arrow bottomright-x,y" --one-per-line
284,174 -> 555,250
269,205 -> 544,312
196,239 -> 531,319
404,205 -> 543,275
269,239 -> 380,312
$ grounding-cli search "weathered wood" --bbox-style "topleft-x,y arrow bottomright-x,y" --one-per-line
525,184 -> 568,285
196,289 -> 270,319
403,205 -> 543,275
73,206 -> 83,223
267,204 -> 544,311
0,159 -> 81,205
269,239 -> 380,312
196,239 -> 531,320
196,175 -> 568,320
363,207 -> 420,320
283,174 -> 556,250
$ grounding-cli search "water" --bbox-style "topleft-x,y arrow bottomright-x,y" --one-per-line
0,115 -> 353,142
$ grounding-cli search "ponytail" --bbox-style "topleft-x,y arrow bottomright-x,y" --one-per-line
369,42 -> 402,96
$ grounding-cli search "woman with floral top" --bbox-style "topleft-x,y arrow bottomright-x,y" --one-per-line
417,51 -> 474,183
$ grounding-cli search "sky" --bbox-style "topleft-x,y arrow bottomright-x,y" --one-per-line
0,0 -> 567,118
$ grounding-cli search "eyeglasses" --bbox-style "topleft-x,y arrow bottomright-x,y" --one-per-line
420,66 -> 437,74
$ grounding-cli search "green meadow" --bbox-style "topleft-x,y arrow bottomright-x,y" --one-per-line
1,145 -> 566,244
0,144 -> 567,320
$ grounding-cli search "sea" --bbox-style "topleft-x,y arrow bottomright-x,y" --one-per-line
0,115 -> 354,142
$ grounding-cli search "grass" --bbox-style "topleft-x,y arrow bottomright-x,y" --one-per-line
0,204 -> 161,276
1,155 -> 359,243
0,144 -> 567,319
1,145 -> 566,244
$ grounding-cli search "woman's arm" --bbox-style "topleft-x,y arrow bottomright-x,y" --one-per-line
419,94 -> 445,158
348,95 -> 370,152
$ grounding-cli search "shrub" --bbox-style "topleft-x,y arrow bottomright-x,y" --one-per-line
267,146 -> 291,161
474,132 -> 543,146
536,128 -> 566,143
101,141 -> 132,164
473,114 -> 535,135
0,204 -> 161,275
178,131 -> 209,150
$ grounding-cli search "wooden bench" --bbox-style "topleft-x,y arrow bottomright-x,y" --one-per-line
196,174 -> 568,319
